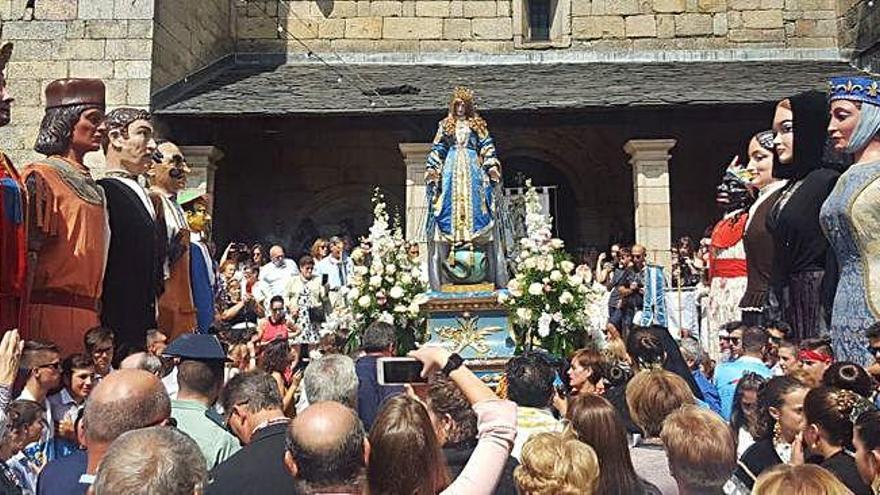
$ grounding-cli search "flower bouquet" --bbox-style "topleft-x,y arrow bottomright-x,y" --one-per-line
499,181 -> 604,356
345,189 -> 428,353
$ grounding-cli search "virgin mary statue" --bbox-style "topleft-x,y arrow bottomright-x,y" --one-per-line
425,87 -> 512,292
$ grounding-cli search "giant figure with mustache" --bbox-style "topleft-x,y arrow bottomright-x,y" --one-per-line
148,141 -> 198,340
22,78 -> 108,354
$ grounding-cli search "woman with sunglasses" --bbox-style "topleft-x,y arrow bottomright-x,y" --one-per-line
309,238 -> 329,263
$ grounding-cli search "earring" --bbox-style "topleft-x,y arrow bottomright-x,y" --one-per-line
773,421 -> 783,444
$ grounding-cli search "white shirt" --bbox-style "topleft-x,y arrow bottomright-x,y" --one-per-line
105,175 -> 155,219
315,255 -> 354,290
260,258 -> 299,299
162,366 -> 179,400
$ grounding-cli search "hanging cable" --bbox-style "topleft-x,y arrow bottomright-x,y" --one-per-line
242,0 -> 391,108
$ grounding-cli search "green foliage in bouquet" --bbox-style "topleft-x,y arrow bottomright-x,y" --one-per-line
499,181 -> 605,357
344,189 -> 428,354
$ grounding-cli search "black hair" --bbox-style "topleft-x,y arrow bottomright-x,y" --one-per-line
730,372 -> 767,449
822,361 -> 875,398
504,352 -> 555,408
34,103 -> 101,155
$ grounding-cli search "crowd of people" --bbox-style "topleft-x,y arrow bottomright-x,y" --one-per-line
2,41 -> 880,495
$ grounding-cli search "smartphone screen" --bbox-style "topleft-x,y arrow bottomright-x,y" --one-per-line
377,358 -> 427,385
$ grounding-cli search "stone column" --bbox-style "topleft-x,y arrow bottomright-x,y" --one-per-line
398,143 -> 432,255
623,139 -> 676,269
180,145 -> 224,213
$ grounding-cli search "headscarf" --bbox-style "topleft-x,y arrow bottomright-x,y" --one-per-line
828,76 -> 880,153
772,90 -> 832,180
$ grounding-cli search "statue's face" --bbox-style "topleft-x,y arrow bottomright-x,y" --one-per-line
71,108 -> 106,155
110,118 -> 156,175
828,99 -> 860,153
149,142 -> 190,193
772,103 -> 794,165
186,201 -> 211,234
454,99 -> 466,118
0,74 -> 13,128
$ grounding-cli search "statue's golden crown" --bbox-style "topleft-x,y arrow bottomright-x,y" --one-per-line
451,86 -> 475,105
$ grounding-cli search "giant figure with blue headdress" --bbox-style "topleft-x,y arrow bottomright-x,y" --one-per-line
820,76 -> 880,365
425,87 -> 512,292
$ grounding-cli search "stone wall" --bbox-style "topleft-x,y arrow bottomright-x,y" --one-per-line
0,0 -> 154,169
838,0 -> 880,71
152,0 -> 232,92
234,0 -> 838,54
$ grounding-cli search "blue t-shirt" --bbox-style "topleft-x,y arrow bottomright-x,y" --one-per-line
355,355 -> 403,430
713,356 -> 772,420
691,369 -> 722,415
37,449 -> 88,495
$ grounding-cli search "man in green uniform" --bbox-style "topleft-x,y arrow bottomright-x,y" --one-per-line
164,334 -> 240,468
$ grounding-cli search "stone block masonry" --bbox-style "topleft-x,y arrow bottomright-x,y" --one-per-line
0,0 -> 155,171
235,0 -> 836,53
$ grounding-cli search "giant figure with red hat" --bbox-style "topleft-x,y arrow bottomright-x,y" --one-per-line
22,78 -> 108,354
0,42 -> 25,333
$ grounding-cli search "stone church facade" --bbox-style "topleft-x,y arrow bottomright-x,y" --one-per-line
0,0 -> 876,263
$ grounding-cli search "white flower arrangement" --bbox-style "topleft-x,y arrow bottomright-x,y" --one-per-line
499,180 -> 605,355
343,189 -> 429,350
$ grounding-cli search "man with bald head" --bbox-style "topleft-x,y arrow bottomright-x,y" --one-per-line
284,401 -> 368,493
38,368 -> 171,494
260,245 -> 299,300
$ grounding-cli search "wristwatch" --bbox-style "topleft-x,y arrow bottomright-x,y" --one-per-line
441,353 -> 464,376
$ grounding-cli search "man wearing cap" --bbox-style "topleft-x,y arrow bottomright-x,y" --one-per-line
22,78 -> 108,354
182,194 -> 216,333
165,334 -> 240,469
98,108 -> 160,358
148,140 -> 197,340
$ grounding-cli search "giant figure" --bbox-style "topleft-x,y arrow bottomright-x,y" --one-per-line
23,79 -> 108,353
820,76 -> 880,365
98,108 -> 160,357
767,92 -> 840,341
0,42 -> 26,332
425,87 -> 511,291
181,193 -> 216,334
148,141 -> 197,340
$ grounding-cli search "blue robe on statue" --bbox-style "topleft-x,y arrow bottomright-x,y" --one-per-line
189,239 -> 215,333
426,119 -> 499,244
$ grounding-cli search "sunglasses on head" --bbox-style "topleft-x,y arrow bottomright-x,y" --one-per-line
151,150 -> 186,167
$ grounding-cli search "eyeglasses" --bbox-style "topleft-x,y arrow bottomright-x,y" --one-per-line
866,344 -> 880,357
224,401 -> 249,428
38,361 -> 61,371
